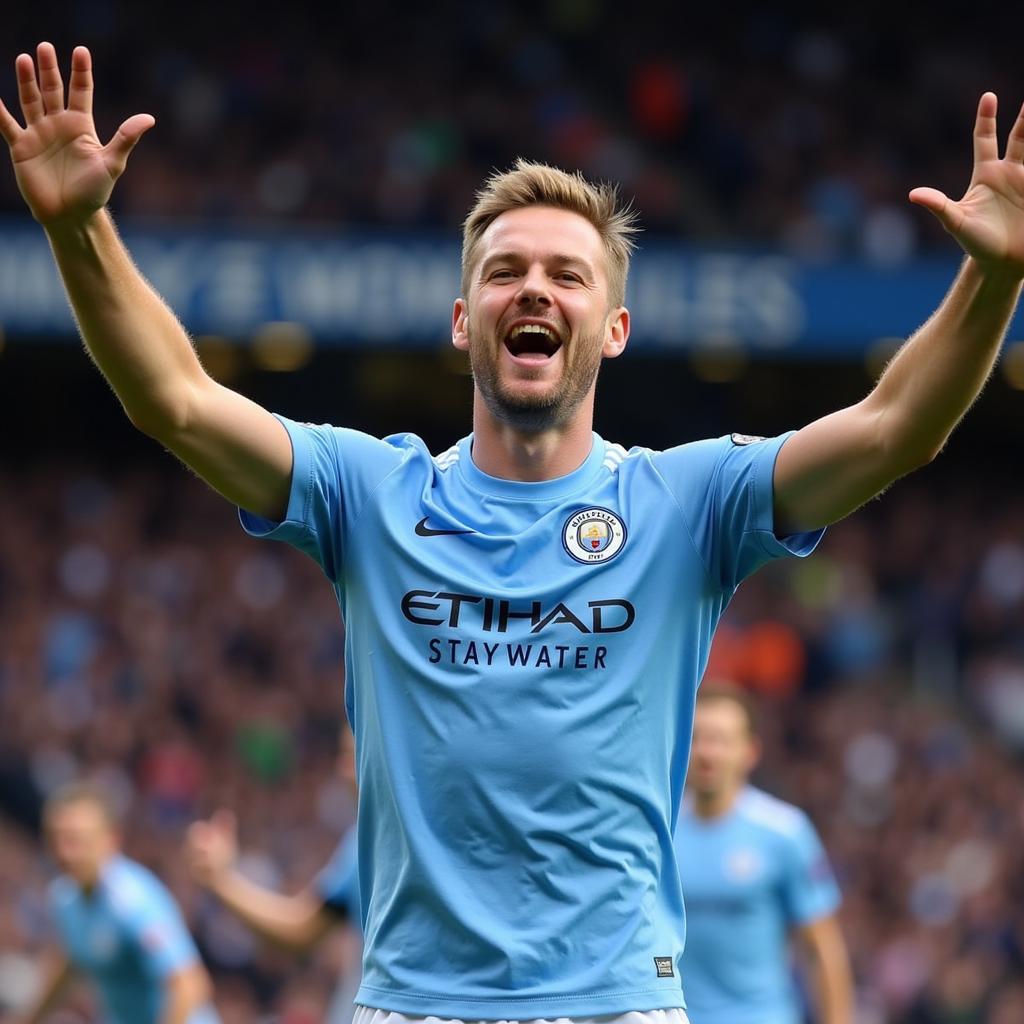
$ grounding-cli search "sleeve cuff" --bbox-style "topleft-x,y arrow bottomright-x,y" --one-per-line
238,415 -> 313,539
751,431 -> 825,559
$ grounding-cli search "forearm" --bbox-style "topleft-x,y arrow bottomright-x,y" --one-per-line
45,209 -> 208,436
869,257 -> 1022,466
812,955 -> 854,1024
159,966 -> 211,1024
22,954 -> 71,1023
209,870 -> 327,951
802,922 -> 854,1024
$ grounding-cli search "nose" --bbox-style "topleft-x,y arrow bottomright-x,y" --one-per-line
516,264 -> 553,308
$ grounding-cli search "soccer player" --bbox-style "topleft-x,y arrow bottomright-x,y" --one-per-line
185,726 -> 362,1024
675,684 -> 852,1023
18,781 -> 219,1024
3,40 -> 1023,1023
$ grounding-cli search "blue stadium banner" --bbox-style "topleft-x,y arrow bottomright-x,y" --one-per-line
0,218 -> 1015,355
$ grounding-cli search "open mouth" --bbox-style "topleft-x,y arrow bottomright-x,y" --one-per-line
503,322 -> 563,360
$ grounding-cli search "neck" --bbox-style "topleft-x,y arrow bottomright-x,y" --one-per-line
692,783 -> 744,820
469,392 -> 597,481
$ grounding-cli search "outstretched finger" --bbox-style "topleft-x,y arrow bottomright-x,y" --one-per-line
15,53 -> 43,125
973,92 -> 999,165
102,112 -> 155,176
36,41 -> 64,115
908,186 -> 965,235
0,97 -> 22,146
1005,100 -> 1024,163
67,45 -> 93,116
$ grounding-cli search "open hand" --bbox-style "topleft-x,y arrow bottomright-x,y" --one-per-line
0,42 -> 153,226
911,93 -> 1024,275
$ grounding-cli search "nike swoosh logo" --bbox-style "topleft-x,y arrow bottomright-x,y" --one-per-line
414,517 -> 474,537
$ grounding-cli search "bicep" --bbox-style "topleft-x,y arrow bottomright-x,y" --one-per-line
156,377 -> 294,521
773,397 -> 914,534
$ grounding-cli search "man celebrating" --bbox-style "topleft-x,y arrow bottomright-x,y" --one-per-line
18,782 -> 218,1024
3,41 -> 1023,1022
675,685 -> 852,1023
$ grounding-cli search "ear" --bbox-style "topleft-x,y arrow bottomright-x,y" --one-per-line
452,298 -> 470,352
602,306 -> 630,359
745,736 -> 763,774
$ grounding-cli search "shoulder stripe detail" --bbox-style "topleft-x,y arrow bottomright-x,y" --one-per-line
602,447 -> 626,474
736,788 -> 805,838
433,446 -> 460,471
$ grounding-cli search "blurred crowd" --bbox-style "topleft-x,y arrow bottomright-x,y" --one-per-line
0,458 -> 1023,1022
3,3 -> 1020,261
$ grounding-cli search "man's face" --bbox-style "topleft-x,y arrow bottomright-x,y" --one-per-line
688,699 -> 759,801
47,800 -> 117,886
453,206 -> 629,431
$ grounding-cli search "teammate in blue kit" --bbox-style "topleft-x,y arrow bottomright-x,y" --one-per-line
19,782 -> 218,1024
675,685 -> 852,1024
185,728 -> 363,1024
5,40 -> 1024,1024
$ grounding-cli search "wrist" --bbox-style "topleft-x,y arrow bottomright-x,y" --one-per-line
43,208 -> 108,247
966,254 -> 1024,290
207,862 -> 238,896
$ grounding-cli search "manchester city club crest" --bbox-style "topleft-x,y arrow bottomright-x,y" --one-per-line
562,507 -> 627,564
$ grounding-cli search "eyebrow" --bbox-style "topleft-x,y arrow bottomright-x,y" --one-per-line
479,251 -> 597,280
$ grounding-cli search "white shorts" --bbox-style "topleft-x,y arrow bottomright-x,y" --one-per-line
353,1005 -> 689,1024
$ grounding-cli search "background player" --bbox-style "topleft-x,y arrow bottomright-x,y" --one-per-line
185,726 -> 361,1024
3,39 -> 1024,1022
16,781 -> 219,1024
675,685 -> 852,1023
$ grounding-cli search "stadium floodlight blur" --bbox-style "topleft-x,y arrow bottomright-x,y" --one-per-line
2,25 -> 1024,1024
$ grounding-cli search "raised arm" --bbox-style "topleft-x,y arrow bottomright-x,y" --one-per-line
185,810 -> 334,952
0,43 -> 292,519
774,93 -> 1024,533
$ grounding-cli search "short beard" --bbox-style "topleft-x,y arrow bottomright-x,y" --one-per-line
469,325 -> 604,433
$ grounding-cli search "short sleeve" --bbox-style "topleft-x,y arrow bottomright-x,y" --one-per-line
779,814 -> 842,927
238,416 -> 405,580
110,876 -> 199,979
652,432 -> 824,591
314,829 -> 359,921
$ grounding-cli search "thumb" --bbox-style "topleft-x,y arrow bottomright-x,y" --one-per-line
103,113 -> 155,176
908,187 -> 963,233
211,808 -> 237,838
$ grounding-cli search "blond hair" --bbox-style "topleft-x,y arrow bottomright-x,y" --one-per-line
44,780 -> 120,828
462,159 -> 640,308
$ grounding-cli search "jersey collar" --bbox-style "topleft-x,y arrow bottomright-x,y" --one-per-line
456,432 -> 607,500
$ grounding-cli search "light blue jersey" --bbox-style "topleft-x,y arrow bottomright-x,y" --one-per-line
674,787 -> 841,1024
316,826 -> 360,923
241,421 -> 821,1018
316,827 -> 363,1024
48,854 -> 219,1024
